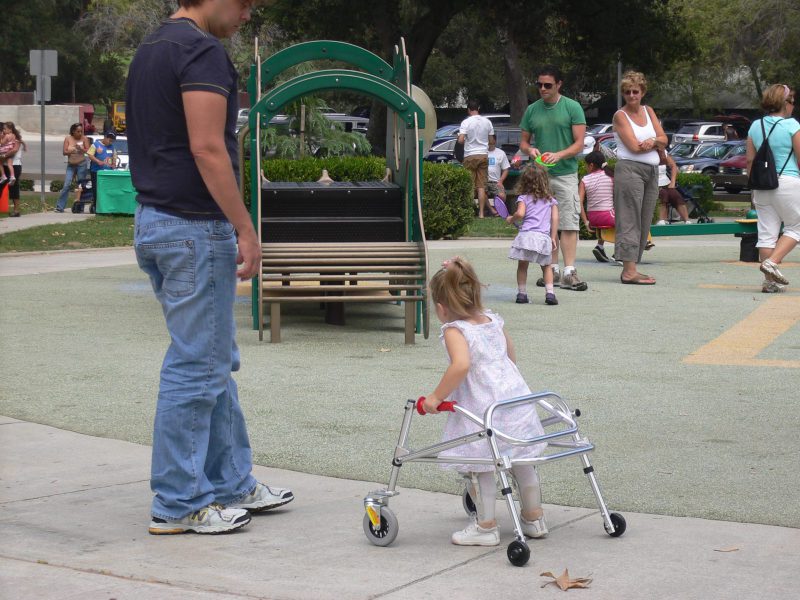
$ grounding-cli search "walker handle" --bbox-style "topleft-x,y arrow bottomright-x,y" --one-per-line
416,396 -> 456,415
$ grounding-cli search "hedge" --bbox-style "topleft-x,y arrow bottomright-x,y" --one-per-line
244,156 -> 473,240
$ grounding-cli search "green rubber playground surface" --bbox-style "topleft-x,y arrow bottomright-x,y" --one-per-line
1,239 -> 798,528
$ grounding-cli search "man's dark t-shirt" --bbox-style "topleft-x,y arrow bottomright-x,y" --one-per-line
126,18 -> 239,218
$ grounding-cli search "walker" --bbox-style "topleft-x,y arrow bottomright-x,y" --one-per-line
362,392 -> 626,567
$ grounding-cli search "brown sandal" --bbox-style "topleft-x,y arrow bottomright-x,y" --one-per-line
621,273 -> 656,285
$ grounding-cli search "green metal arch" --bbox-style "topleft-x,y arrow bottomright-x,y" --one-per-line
250,70 -> 425,129
260,41 -> 394,87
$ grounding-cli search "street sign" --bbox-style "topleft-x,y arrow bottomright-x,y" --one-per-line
34,75 -> 51,103
29,49 -> 58,77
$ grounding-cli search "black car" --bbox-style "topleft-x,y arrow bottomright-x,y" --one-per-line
673,140 -> 746,175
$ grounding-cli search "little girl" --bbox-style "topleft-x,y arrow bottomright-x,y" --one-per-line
0,122 -> 19,186
423,257 -> 548,547
506,164 -> 559,305
579,151 -> 615,262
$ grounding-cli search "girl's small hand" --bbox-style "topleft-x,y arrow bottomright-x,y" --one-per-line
551,236 -> 558,252
422,395 -> 442,415
505,215 -> 515,224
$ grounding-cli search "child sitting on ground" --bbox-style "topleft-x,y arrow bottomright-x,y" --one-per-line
506,164 -> 559,305
422,257 -> 548,546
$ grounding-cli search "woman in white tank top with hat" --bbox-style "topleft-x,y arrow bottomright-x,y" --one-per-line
612,71 -> 669,285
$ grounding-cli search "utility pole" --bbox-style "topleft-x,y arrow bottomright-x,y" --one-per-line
30,49 -> 58,211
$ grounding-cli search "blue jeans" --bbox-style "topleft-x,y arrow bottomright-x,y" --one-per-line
134,204 -> 256,519
56,163 -> 87,210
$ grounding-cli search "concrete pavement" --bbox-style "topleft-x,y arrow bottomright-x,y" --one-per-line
2,416 -> 799,600
1,236 -> 799,598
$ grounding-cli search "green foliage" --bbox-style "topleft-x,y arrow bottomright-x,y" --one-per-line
421,163 -> 473,240
49,179 -> 78,193
262,156 -> 386,182
243,156 -> 386,208
676,173 -> 718,213
18,179 -> 34,191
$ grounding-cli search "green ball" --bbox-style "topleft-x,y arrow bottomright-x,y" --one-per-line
746,209 -> 758,219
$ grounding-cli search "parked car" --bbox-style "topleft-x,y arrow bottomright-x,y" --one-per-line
593,133 -> 617,158
114,135 -> 129,170
236,108 -> 249,128
434,124 -> 460,140
587,123 -> 613,135
669,141 -> 715,160
673,140 -> 745,175
424,136 -> 458,163
713,153 -> 749,193
671,121 -> 726,145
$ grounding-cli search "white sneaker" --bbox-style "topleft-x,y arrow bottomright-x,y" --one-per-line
227,482 -> 294,513
655,220 -> 668,226
521,515 -> 549,539
149,503 -> 250,535
451,520 -> 500,546
760,259 -> 789,285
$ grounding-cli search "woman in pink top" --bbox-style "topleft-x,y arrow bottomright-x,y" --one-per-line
506,164 -> 560,305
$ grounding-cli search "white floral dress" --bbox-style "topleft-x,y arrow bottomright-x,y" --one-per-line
438,311 -> 546,473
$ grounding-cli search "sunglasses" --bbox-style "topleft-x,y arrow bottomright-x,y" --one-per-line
623,89 -> 642,96
536,81 -> 554,90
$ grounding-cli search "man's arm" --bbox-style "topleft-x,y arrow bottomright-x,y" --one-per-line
519,130 -> 540,160
543,123 -> 586,164
183,90 -> 260,280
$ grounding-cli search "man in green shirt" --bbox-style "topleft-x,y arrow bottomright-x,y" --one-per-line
519,65 -> 588,291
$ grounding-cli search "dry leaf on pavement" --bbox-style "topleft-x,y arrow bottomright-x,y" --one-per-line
540,569 -> 593,591
713,546 -> 740,552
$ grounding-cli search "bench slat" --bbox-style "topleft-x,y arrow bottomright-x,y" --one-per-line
261,295 -> 424,303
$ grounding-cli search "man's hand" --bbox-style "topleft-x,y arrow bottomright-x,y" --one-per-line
235,227 -> 261,280
540,151 -> 561,164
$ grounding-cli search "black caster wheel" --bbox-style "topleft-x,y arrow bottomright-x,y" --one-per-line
462,487 -> 477,517
71,204 -> 80,214
606,512 -> 626,537
507,540 -> 530,567
363,506 -> 399,547
89,204 -> 96,214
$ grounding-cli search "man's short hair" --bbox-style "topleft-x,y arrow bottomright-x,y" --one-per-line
467,99 -> 480,112
537,65 -> 563,83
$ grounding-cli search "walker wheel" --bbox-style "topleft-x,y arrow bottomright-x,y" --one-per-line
462,487 -> 477,517
507,540 -> 530,567
363,506 -> 399,547
606,512 -> 627,537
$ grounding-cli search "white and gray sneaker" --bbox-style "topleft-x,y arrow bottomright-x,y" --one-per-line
227,482 -> 294,513
762,280 -> 786,294
760,259 -> 789,285
451,520 -> 500,546
521,515 -> 549,539
149,503 -> 251,535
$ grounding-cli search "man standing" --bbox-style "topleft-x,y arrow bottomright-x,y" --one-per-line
127,0 -> 293,535
458,100 -> 495,218
519,65 -> 589,291
86,130 -> 117,212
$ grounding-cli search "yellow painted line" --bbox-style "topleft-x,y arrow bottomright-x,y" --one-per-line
721,261 -> 799,267
699,283 -> 799,293
684,296 -> 800,368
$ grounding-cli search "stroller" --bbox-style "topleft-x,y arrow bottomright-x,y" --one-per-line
362,393 -> 626,567
71,174 -> 95,214
668,184 -> 713,223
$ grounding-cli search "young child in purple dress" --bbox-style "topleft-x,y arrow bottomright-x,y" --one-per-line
422,257 -> 548,547
506,165 -> 559,305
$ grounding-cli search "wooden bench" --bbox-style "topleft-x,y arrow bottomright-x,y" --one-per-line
257,181 -> 427,343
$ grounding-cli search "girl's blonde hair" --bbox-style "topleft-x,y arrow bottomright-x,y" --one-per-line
429,256 -> 484,319
514,163 -> 552,200
621,71 -> 647,94
760,84 -> 793,113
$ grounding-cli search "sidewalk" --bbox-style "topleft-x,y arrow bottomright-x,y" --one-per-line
0,210 -> 94,235
1,417 -> 798,600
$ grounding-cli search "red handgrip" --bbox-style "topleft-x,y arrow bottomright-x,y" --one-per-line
416,396 -> 457,415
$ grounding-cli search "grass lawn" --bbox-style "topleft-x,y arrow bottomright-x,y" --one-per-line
0,192 -> 133,253
462,215 -> 517,238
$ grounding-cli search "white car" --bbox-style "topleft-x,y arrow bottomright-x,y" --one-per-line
671,122 -> 726,145
113,135 -> 129,170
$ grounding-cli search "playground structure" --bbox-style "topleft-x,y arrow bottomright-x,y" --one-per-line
245,40 -> 436,343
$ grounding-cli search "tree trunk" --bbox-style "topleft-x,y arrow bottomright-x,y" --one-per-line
747,63 -> 763,100
499,28 -> 527,124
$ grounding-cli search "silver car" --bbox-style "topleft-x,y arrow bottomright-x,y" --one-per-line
671,122 -> 726,145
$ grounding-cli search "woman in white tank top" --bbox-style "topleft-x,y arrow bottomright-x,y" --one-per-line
612,71 -> 669,285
